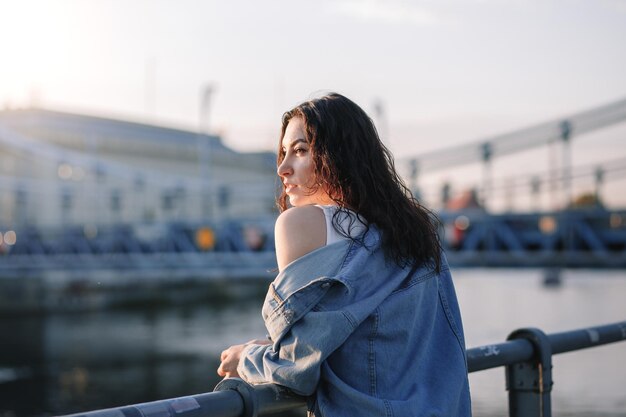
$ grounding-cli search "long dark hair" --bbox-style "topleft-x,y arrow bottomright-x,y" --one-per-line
277,93 -> 442,271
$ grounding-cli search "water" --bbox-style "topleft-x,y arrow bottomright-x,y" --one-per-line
0,268 -> 625,417
455,269 -> 626,416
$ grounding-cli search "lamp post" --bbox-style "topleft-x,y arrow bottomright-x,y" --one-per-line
481,142 -> 492,211
373,98 -> 388,144
200,84 -> 215,134
198,83 -> 216,222
560,120 -> 572,209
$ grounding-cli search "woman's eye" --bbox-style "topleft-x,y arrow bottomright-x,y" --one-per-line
294,147 -> 307,155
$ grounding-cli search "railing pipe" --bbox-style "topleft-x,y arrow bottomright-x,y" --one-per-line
467,338 -> 534,372
549,321 -> 626,354
60,321 -> 626,417
61,390 -> 245,417
466,321 -> 626,372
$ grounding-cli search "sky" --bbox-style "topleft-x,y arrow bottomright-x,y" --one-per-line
1,0 -> 626,210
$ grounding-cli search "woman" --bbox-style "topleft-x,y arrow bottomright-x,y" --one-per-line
218,93 -> 471,416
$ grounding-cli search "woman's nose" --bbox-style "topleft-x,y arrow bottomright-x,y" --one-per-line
277,158 -> 292,177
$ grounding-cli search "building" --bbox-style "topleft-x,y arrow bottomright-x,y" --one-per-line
0,108 -> 278,228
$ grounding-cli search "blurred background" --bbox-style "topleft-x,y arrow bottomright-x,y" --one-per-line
1,1 -> 625,416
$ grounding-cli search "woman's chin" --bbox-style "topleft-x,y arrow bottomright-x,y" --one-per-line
288,196 -> 309,207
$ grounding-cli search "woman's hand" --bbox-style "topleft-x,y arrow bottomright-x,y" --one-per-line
217,339 -> 272,378
217,343 -> 246,378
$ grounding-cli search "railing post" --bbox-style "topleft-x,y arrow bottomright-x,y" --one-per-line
506,328 -> 553,417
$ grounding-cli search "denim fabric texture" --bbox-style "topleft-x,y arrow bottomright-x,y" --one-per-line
237,227 -> 471,417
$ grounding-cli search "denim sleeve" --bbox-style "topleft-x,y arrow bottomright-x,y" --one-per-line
237,280 -> 355,396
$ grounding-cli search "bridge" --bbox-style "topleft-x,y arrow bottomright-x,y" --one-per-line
1,96 -> 626,284
1,208 -> 625,274
439,208 -> 626,267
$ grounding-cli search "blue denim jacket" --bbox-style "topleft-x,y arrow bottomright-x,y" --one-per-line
238,228 -> 471,416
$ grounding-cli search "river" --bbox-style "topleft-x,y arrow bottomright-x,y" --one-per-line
0,268 -> 625,416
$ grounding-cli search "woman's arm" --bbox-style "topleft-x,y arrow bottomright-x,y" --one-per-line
217,205 -> 327,379
275,205 -> 326,271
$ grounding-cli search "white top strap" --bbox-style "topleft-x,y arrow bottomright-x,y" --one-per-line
315,205 -> 367,245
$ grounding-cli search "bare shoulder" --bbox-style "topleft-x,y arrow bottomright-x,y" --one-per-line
275,205 -> 327,271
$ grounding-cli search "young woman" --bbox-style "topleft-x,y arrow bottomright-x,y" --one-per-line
218,93 -> 471,416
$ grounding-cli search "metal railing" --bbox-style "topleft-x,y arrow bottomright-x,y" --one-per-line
62,321 -> 626,417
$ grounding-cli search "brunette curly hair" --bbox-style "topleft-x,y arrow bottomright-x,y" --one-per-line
277,93 -> 442,271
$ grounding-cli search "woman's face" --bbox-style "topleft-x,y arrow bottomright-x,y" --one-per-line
277,117 -> 334,207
